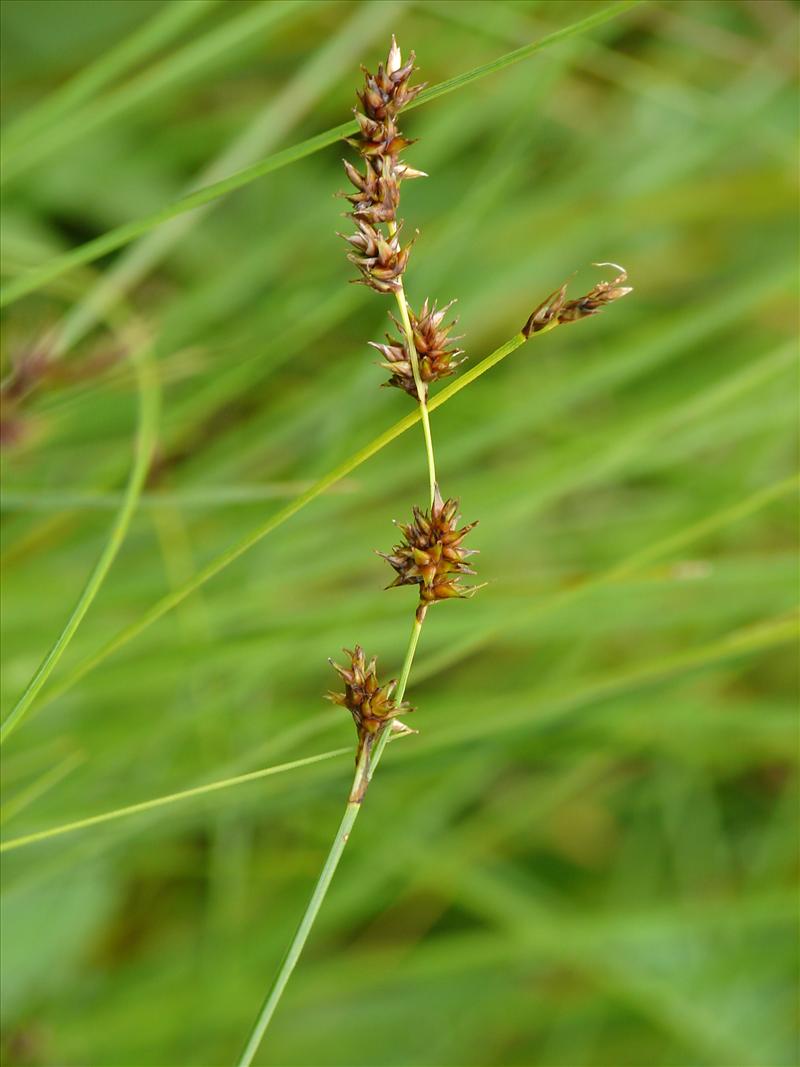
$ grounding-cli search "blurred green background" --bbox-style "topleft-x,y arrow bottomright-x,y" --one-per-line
1,1 -> 798,1065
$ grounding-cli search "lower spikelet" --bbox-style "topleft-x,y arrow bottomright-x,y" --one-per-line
327,646 -> 414,781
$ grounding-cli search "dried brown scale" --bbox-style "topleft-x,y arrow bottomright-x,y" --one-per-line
346,121 -> 415,161
522,264 -> 633,337
343,162 -> 401,223
370,299 -> 465,399
327,646 -> 414,787
380,486 -> 480,606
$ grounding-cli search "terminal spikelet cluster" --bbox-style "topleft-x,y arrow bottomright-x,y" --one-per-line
339,36 -> 425,296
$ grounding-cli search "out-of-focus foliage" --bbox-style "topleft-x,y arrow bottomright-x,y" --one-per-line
1,1 -> 797,1064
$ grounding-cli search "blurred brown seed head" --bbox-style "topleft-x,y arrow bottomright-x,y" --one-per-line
522,264 -> 632,338
1,342 -> 119,451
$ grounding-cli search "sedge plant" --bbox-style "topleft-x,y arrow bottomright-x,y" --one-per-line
236,35 -> 631,1065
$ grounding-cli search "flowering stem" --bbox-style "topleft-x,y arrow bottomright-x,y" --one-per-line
394,286 -> 436,506
397,607 -> 426,703
366,606 -> 426,787
235,611 -> 426,1066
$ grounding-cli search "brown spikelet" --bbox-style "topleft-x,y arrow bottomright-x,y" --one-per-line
522,263 -> 633,338
380,485 -> 481,606
327,646 -> 414,795
356,36 -> 425,122
327,646 -> 413,743
369,298 -> 465,399
340,36 -> 425,295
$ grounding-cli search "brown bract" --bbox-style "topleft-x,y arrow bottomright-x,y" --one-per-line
380,485 -> 480,607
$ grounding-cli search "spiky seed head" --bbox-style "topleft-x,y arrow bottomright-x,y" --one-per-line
380,486 -> 481,605
340,38 -> 425,294
327,646 -> 414,768
356,38 -> 424,122
370,299 -> 465,398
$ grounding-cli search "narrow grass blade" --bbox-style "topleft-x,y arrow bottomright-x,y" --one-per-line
1,0 -> 220,153
0,1 -> 642,308
52,0 -> 407,357
0,0 -> 305,183
0,335 -> 160,743
0,748 -> 351,853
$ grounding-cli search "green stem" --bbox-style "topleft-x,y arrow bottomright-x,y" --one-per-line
235,746 -> 369,1067
393,284 -> 437,505
396,609 -> 425,703
235,610 -> 426,1066
387,219 -> 436,505
365,608 -> 425,785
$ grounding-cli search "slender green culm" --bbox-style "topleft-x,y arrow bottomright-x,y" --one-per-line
235,622 -> 420,1067
238,36 -> 467,1062
235,747 -> 371,1067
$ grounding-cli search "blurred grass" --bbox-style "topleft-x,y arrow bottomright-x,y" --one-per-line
0,1 -> 798,1066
